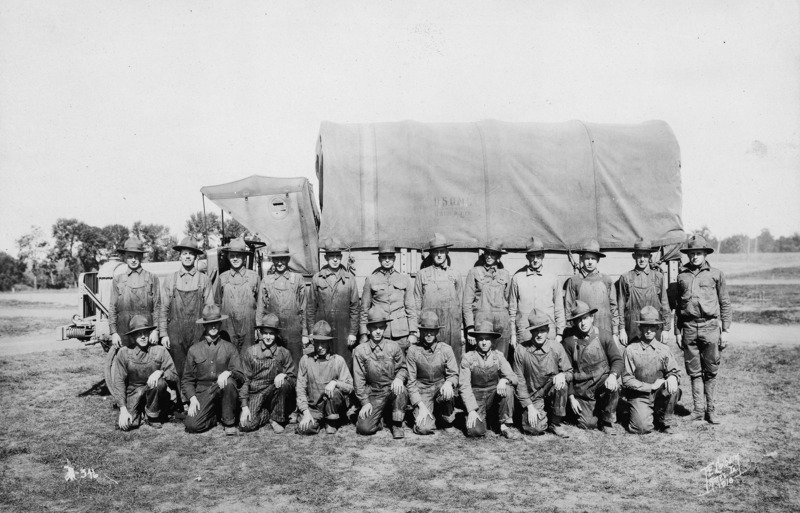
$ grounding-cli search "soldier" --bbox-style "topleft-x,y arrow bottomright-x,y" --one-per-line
112,315 -> 177,431
257,242 -> 308,371
509,237 -> 565,346
359,241 -> 418,353
675,235 -> 731,424
182,305 -> 245,435
623,306 -> 681,434
217,237 -> 260,354
561,300 -> 624,435
109,237 -> 161,349
413,234 -> 465,365
159,236 -> 214,415
353,307 -> 408,439
296,321 -> 354,435
617,239 -> 671,345
306,239 -> 360,371
564,239 -> 621,346
406,311 -> 459,435
239,313 -> 296,434
463,238 -> 512,358
460,320 -> 519,439
514,309 -> 572,438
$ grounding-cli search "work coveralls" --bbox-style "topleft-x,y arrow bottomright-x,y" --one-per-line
360,268 -> 417,352
564,271 -> 620,339
353,338 -> 408,435
306,266 -> 360,370
110,344 -> 177,423
217,267 -> 260,354
514,340 -> 573,435
617,267 -> 671,341
406,342 -> 459,434
239,342 -> 296,432
159,267 -> 214,400
182,337 -> 245,433
509,267 -> 565,341
623,339 -> 681,434
459,349 -> 517,437
257,270 -> 307,371
414,265 -> 464,365
295,353 -> 353,434
562,326 -> 623,429
463,265 -> 512,358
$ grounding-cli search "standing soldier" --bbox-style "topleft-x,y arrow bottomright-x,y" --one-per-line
306,239 -> 360,371
414,234 -> 465,365
359,241 -> 418,353
257,242 -> 308,371
109,237 -> 161,350
675,235 -> 731,424
564,239 -> 621,346
217,237 -> 260,354
617,239 -> 671,345
463,239 -> 512,358
509,237 -> 565,346
159,236 -> 214,415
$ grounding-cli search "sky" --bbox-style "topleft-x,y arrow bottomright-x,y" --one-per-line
1,1 -> 799,255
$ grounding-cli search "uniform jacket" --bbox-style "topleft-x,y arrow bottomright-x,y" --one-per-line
675,261 -> 731,330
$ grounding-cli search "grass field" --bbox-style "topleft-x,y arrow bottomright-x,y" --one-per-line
1,341 -> 798,513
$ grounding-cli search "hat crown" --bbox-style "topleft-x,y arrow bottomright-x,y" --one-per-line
525,237 -> 545,253
127,315 -> 151,332
638,306 -> 663,324
376,241 -> 397,254
580,239 -> 602,254
320,237 -> 346,253
199,304 -> 224,322
419,310 -> 441,329
683,235 -> 714,253
122,237 -> 146,253
427,233 -> 451,251
261,313 -> 281,329
268,242 -> 291,257
527,308 -> 552,329
174,236 -> 203,254
311,320 -> 333,338
570,300 -> 593,318
366,306 -> 390,324
474,321 -> 495,334
226,237 -> 249,253
483,238 -> 504,252
633,239 -> 654,252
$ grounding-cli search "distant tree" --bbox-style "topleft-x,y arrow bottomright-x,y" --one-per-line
719,234 -> 750,253
776,233 -> 800,252
132,222 -> 178,262
50,218 -> 90,285
223,218 -> 249,241
0,252 -> 26,291
16,225 -> 50,289
690,226 -> 719,252
101,224 -> 130,254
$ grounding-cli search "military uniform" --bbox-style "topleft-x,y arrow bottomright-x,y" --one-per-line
463,261 -> 512,358
459,347 -> 517,437
307,265 -> 360,370
360,268 -> 417,352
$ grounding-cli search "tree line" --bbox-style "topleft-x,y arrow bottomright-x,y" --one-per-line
692,227 -> 800,254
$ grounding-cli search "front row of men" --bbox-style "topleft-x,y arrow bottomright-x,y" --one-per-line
113,300 -> 680,438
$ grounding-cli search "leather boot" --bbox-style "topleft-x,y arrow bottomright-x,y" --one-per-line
690,377 -> 705,421
704,378 -> 720,424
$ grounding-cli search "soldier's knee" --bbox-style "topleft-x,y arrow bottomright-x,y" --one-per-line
414,422 -> 435,435
184,417 -> 204,434
356,419 -> 379,436
578,415 -> 598,430
155,378 -> 168,391
627,412 -> 652,435
466,422 -> 487,438
702,369 -> 718,380
524,425 -> 545,436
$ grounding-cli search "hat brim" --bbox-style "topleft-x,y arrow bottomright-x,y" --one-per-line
173,245 -> 204,255
566,308 -> 598,322
255,324 -> 281,331
125,324 -> 157,336
221,246 -> 250,254
196,315 -> 229,325
480,247 -> 508,254
310,335 -> 334,341
635,319 -> 666,326
469,330 -> 501,339
121,248 -> 147,254
372,251 -> 397,255
268,252 -> 292,258
680,247 -> 714,255
419,325 -> 444,331
578,250 -> 606,258
527,322 -> 551,331
427,244 -> 453,251
366,317 -> 391,326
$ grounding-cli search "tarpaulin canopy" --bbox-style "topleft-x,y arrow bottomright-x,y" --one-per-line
316,120 -> 683,252
200,176 -> 320,276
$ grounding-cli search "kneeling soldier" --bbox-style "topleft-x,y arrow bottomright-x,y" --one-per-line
297,321 -> 354,435
407,311 -> 459,435
623,306 -> 681,434
514,309 -> 572,438
353,307 -> 408,438
562,300 -> 624,435
183,305 -> 245,435
112,315 -> 177,430
460,321 -> 519,439
239,313 -> 296,434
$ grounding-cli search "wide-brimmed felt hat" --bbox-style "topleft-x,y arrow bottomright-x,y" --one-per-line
222,237 -> 250,254
366,307 -> 391,326
195,304 -> 229,325
469,320 -> 501,339
566,300 -> 598,322
256,313 -> 281,331
427,233 -> 453,252
121,237 -> 147,254
309,320 -> 334,340
524,237 -> 546,254
635,306 -> 666,326
373,241 -> 398,255
174,236 -> 204,255
418,311 -> 444,331
576,239 -> 606,258
125,315 -> 156,336
481,238 -> 507,254
632,239 -> 657,253
681,235 -> 714,255
527,309 -> 553,331
319,237 -> 348,254
268,242 -> 292,258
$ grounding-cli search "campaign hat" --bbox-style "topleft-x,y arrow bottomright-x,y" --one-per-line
524,237 -> 546,254
121,237 -> 147,254
268,242 -> 292,258
418,311 -> 444,331
527,309 -> 553,331
576,239 -> 606,258
309,320 -> 334,340
256,313 -> 282,331
427,233 -> 453,252
174,236 -> 204,255
221,237 -> 249,254
195,304 -> 229,325
366,307 -> 391,326
681,235 -> 714,255
373,241 -> 398,255
125,315 -> 156,336
632,239 -> 657,253
566,300 -> 598,322
469,321 -> 501,339
635,306 -> 666,326
480,238 -> 507,254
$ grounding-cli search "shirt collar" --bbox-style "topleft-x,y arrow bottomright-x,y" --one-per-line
133,345 -> 149,355
636,340 -> 656,351
634,266 -> 651,275
259,341 -> 276,354
180,266 -> 197,277
127,266 -> 143,276
369,339 -> 385,351
527,340 -> 552,354
526,266 -> 543,276
313,352 -> 332,361
483,264 -> 497,273
205,336 -> 219,346
230,267 -> 246,277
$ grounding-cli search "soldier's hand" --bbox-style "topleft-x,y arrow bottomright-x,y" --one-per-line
440,381 -> 454,401
569,395 -> 581,413
604,374 -> 619,392
652,378 -> 665,391
460,332 -> 466,345
325,380 -> 337,396
216,371 -> 231,389
391,378 -> 405,395
466,335 -> 476,346
527,405 -> 540,427
274,373 -> 286,388
613,334 -> 621,346
719,330 -> 728,351
675,332 -> 685,350
510,332 -> 517,347
408,334 -> 418,345
188,396 -> 200,417
302,335 -> 310,346
240,406 -> 251,425
118,407 -> 133,430
666,375 -> 678,394
148,329 -> 160,345
147,370 -> 163,389
553,372 -> 566,391
359,403 -> 373,419
299,410 -> 314,431
466,410 -> 482,429
347,334 -> 358,347
619,330 -> 628,346
161,336 -> 171,350
496,378 -> 508,397
111,333 -> 122,349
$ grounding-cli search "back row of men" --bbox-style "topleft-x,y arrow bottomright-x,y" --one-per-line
108,233 -> 730,437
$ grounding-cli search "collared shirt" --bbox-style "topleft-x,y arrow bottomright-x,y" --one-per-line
352,338 -> 408,406
562,326 -> 623,399
108,266 -> 160,335
182,337 -> 244,400
622,339 -> 680,393
307,265 -> 360,336
239,341 -> 296,406
462,264 -> 512,328
110,344 -> 177,406
459,350 -> 518,412
413,265 -> 463,315
296,352 -> 354,412
617,266 -> 672,334
406,342 -> 459,405
359,267 -> 417,337
159,266 -> 214,333
509,266 -> 565,335
257,270 -> 308,335
564,270 -> 621,335
217,267 -> 260,310
513,340 -> 573,408
676,261 -> 731,330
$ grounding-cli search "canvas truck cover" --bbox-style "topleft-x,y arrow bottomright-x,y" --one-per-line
316,120 -> 683,252
200,176 -> 320,275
